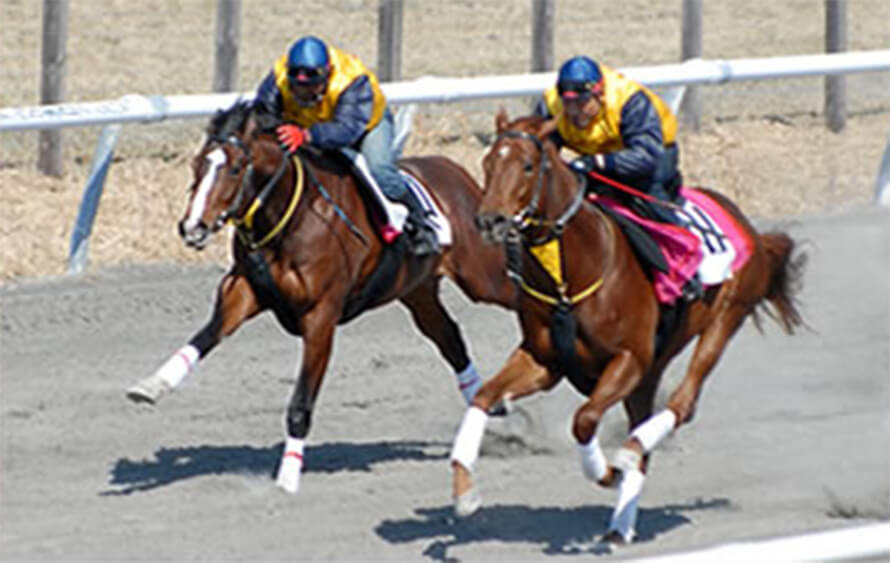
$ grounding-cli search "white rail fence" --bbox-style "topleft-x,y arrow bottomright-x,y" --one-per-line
632,522 -> 890,563
1,50 -> 889,274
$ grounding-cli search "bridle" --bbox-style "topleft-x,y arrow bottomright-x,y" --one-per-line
198,132 -> 366,250
492,129 -> 605,309
207,134 -> 288,231
496,130 -> 586,245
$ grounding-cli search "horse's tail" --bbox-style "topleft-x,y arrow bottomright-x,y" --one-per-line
753,231 -> 807,334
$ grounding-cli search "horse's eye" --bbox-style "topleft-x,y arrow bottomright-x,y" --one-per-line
230,165 -> 241,176
523,161 -> 534,174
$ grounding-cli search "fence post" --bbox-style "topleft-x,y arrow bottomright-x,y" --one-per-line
67,125 -> 122,274
377,0 -> 403,82
213,0 -> 242,93
680,0 -> 702,131
531,0 -> 554,73
876,125 -> 890,207
825,0 -> 847,132
38,0 -> 69,177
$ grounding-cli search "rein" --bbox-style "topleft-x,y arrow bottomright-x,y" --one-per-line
218,135 -> 303,250
216,136 -> 368,250
495,129 -> 603,309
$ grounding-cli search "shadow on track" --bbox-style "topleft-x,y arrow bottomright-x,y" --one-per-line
103,439 -> 449,495
375,498 -> 731,559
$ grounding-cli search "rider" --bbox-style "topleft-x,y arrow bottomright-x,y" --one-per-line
534,55 -> 686,229
253,35 -> 439,256
535,55 -> 702,299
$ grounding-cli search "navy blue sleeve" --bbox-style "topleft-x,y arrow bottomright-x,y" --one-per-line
308,75 -> 375,149
254,70 -> 283,118
604,90 -> 664,178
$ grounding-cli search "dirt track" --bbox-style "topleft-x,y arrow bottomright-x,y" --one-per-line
1,205 -> 887,561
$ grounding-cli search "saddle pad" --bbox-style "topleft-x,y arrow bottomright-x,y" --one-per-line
592,194 -> 701,304
340,149 -> 452,247
401,170 -> 453,247
679,187 -> 753,284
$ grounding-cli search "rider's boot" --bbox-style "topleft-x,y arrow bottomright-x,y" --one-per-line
394,190 -> 440,257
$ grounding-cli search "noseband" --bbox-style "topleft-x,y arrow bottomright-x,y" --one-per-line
496,130 -> 586,243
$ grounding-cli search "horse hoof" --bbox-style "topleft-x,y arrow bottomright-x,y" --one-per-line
454,487 -> 482,518
487,398 -> 512,417
125,377 -> 170,405
600,529 -> 634,545
275,475 -> 300,494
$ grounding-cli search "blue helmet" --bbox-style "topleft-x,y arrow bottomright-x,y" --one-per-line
556,56 -> 603,99
286,36 -> 330,85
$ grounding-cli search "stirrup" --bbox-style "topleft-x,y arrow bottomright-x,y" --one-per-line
682,275 -> 704,301
409,225 -> 440,256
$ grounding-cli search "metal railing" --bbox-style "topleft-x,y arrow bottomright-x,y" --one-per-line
1,50 -> 889,273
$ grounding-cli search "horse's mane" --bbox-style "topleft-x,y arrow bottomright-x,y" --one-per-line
509,114 -> 549,131
207,98 -> 278,138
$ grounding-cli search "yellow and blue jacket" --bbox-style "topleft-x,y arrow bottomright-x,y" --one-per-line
536,64 -> 677,179
255,45 -> 387,149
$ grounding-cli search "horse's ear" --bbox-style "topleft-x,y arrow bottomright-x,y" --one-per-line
244,113 -> 259,139
495,107 -> 509,134
537,117 -> 559,141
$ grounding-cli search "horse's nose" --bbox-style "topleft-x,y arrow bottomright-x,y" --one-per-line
474,214 -> 489,232
475,213 -> 510,243
179,219 -> 209,249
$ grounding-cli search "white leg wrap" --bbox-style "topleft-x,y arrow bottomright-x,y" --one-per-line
275,436 -> 305,494
578,436 -> 608,481
156,345 -> 200,389
631,409 -> 677,453
450,406 -> 488,470
455,363 -> 482,405
608,468 -> 645,543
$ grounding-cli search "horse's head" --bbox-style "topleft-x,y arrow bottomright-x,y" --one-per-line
179,100 -> 263,249
476,109 -> 560,244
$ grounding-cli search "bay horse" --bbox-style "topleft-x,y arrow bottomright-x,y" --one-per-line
125,100 -> 524,494
450,110 -> 806,543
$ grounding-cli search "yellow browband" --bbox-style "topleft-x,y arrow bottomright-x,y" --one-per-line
235,154 -> 304,249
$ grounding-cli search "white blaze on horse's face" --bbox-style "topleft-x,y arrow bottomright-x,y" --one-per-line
183,148 -> 227,232
497,145 -> 511,159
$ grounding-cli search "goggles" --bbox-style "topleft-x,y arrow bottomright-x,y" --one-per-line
288,65 -> 328,86
558,81 -> 602,100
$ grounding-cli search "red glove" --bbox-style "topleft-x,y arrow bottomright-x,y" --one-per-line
277,124 -> 306,153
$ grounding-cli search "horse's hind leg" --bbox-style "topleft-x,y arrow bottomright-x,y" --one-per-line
126,273 -> 259,404
450,346 -> 555,516
399,279 -> 480,404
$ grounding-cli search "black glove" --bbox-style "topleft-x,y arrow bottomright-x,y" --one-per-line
569,154 -> 605,175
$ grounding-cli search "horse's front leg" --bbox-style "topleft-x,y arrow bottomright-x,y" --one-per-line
126,273 -> 259,404
450,346 -> 556,517
275,304 -> 338,494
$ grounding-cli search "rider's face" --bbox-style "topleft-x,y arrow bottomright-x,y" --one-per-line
562,94 -> 602,129
292,81 -> 326,107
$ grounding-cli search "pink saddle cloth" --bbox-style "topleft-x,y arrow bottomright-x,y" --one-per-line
591,187 -> 753,304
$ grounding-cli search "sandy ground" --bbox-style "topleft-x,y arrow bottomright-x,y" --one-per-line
1,206 -> 888,561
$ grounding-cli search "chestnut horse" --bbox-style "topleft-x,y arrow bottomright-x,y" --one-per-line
125,101 -> 521,494
450,111 -> 806,543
